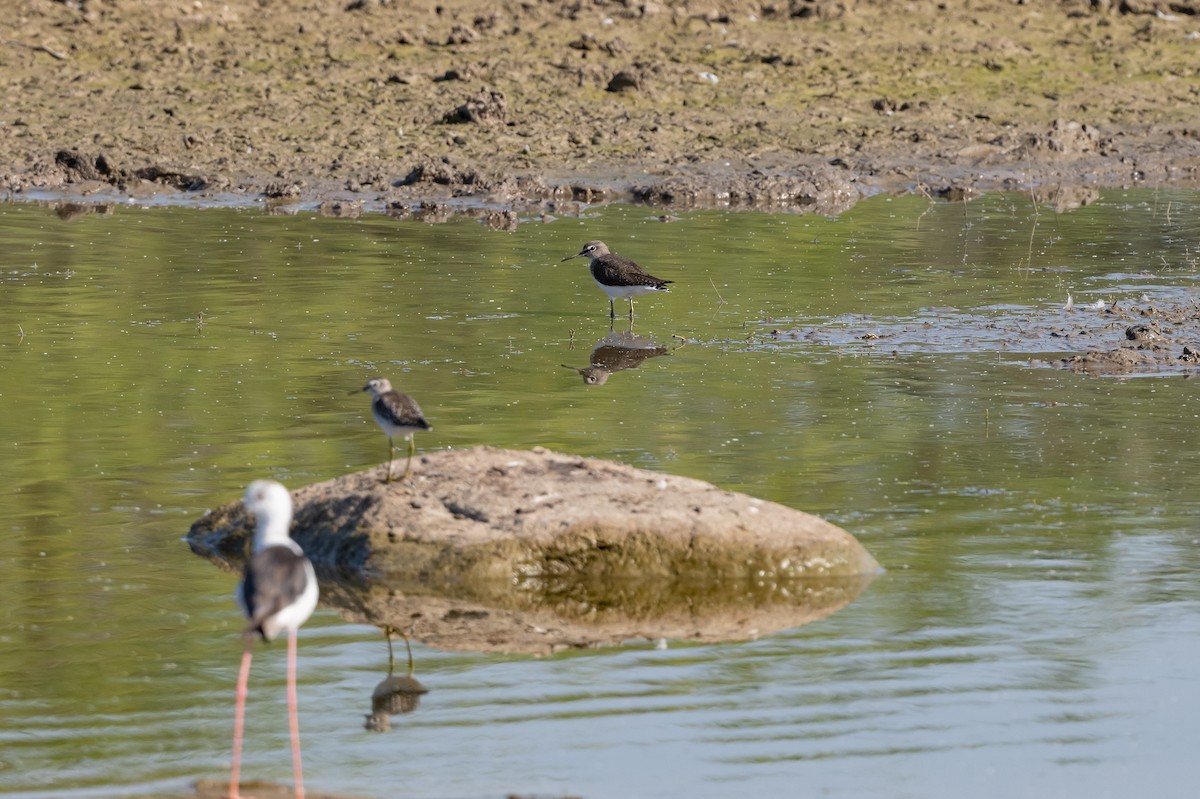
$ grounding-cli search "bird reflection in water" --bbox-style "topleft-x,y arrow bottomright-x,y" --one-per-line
561,325 -> 673,386
365,626 -> 429,732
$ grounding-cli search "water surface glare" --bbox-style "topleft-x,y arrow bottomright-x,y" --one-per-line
2,191 -> 1199,799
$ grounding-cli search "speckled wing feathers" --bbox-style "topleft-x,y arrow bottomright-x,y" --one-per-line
591,254 -> 672,289
373,392 -> 431,432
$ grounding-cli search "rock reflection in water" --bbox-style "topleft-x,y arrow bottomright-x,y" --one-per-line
365,626 -> 428,732
319,569 -> 874,656
561,326 -> 671,385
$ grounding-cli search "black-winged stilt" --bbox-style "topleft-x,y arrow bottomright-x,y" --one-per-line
228,480 -> 319,799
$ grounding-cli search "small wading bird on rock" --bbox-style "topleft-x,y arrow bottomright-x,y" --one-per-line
229,480 -> 319,799
361,377 -> 431,482
561,240 -> 672,319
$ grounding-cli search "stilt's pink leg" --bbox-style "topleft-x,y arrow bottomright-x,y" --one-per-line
229,637 -> 253,799
287,628 -> 306,799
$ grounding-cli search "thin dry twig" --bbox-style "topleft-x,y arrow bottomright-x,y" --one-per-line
3,39 -> 69,60
709,276 -> 725,305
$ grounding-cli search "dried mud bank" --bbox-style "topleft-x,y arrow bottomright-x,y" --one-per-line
4,0 -> 1200,217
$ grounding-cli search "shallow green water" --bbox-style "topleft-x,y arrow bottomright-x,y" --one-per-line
2,190 -> 1199,798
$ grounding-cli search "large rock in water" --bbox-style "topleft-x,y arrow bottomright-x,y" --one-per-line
188,446 -> 880,653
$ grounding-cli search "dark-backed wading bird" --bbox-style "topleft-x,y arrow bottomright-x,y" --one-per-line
361,378 -> 431,482
561,240 -> 672,319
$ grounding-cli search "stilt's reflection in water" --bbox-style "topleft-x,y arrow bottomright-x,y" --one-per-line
365,626 -> 428,732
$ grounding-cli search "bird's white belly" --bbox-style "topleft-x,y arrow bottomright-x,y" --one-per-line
592,277 -> 662,300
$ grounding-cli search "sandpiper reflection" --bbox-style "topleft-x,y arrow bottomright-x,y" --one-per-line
52,201 -> 114,222
562,326 -> 671,386
365,626 -> 429,732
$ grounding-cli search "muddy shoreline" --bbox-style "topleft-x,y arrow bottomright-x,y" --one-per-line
4,0 -> 1200,216
8,0 -> 1200,376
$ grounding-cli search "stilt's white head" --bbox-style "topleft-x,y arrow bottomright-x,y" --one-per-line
243,480 -> 295,552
